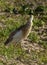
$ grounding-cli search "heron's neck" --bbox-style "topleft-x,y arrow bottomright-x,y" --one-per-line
30,15 -> 34,24
26,15 -> 34,27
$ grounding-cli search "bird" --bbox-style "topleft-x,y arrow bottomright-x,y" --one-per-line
4,14 -> 34,45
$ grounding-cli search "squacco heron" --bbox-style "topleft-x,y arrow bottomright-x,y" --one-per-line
4,14 -> 34,45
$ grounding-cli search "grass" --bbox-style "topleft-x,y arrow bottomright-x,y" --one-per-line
29,31 -> 40,43
0,0 -> 47,65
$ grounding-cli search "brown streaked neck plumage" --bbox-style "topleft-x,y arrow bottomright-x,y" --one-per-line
26,15 -> 34,27
29,15 -> 34,24
22,15 -> 34,38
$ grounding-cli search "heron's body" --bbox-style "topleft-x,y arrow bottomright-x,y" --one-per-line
4,15 -> 34,45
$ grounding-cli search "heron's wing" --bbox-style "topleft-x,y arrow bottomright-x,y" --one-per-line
9,24 -> 26,37
4,24 -> 26,45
